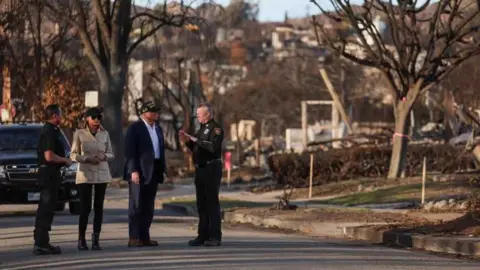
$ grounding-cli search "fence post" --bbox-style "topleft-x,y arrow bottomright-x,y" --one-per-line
309,153 -> 314,199
225,152 -> 232,189
421,156 -> 426,204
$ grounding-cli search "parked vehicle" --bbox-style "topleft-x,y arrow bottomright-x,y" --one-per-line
0,123 -> 80,214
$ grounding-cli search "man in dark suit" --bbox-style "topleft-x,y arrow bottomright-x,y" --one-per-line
124,101 -> 166,247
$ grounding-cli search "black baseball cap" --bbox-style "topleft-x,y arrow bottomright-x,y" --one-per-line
140,101 -> 161,114
85,107 -> 102,118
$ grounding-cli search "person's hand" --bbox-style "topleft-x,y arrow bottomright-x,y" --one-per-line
179,130 -> 189,142
95,153 -> 107,161
131,172 -> 140,184
86,157 -> 99,165
188,134 -> 198,142
64,158 -> 73,167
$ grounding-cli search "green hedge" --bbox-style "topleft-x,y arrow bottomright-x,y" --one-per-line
267,144 -> 474,187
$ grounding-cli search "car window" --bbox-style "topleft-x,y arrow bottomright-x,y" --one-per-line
0,128 -> 40,151
0,127 -> 71,153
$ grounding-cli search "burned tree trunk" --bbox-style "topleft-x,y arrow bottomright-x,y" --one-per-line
388,104 -> 411,178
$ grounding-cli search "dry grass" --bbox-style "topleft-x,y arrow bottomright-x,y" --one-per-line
316,180 -> 471,206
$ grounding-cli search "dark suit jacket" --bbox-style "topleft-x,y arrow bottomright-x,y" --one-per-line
123,120 -> 166,185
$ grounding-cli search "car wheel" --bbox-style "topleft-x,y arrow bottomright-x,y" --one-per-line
69,202 -> 81,215
54,203 -> 66,212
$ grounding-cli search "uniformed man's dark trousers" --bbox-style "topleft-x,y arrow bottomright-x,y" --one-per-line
128,160 -> 162,241
194,160 -> 222,241
34,167 -> 62,246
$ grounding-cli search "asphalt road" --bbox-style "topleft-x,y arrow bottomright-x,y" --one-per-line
1,197 -> 480,269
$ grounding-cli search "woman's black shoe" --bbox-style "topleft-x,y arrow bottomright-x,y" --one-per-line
92,233 -> 102,250
77,235 -> 88,251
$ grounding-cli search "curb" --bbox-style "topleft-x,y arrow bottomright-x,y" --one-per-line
222,211 -> 356,237
343,226 -> 480,257
222,209 -> 480,257
223,211 -> 313,233
162,203 -> 231,219
162,203 -> 198,217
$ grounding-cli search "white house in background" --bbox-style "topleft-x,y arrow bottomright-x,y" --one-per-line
344,15 -> 388,59
286,128 -> 309,152
271,24 -> 295,50
212,64 -> 248,95
230,120 -> 256,141
286,120 -> 342,153
357,15 -> 387,46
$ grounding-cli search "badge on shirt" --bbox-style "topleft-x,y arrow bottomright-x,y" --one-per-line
204,129 -> 209,135
214,128 -> 221,135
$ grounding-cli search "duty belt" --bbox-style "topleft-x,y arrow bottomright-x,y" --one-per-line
195,158 -> 222,168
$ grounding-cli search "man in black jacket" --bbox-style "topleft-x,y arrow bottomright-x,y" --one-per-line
180,102 -> 224,247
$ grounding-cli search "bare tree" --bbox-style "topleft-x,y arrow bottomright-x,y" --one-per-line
311,0 -> 480,178
39,0 -> 201,175
148,67 -> 194,147
1,0 -> 84,119
441,55 -> 480,108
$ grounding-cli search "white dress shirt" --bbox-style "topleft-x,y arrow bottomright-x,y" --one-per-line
142,118 -> 161,159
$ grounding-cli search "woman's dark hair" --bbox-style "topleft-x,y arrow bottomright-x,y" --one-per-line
44,104 -> 61,120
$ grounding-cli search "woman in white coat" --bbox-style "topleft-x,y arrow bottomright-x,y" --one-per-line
70,107 -> 114,250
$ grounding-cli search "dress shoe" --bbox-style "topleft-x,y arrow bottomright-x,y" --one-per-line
204,239 -> 222,247
92,233 -> 102,250
127,238 -> 143,248
33,244 -> 62,255
142,239 -> 159,246
188,237 -> 206,246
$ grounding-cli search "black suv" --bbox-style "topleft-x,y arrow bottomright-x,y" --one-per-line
0,123 -> 81,214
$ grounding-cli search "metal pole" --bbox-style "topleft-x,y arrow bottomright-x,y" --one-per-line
302,101 -> 307,149
421,156 -> 426,204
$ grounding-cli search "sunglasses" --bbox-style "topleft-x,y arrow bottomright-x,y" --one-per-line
90,115 -> 102,120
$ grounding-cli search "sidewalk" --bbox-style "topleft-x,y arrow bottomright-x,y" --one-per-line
222,207 -> 480,257
162,187 -> 480,258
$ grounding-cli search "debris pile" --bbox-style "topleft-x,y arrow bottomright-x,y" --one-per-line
268,144 -> 475,187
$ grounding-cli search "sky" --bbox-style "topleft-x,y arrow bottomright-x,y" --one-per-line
212,0 -> 323,21
137,0 -> 364,22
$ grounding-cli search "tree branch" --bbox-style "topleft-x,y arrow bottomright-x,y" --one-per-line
93,0 -> 112,51
42,0 -> 103,76
311,0 -> 480,105
127,7 -> 191,56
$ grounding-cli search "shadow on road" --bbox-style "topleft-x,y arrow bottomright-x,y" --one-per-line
0,207 -> 186,230
0,237 -> 478,269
